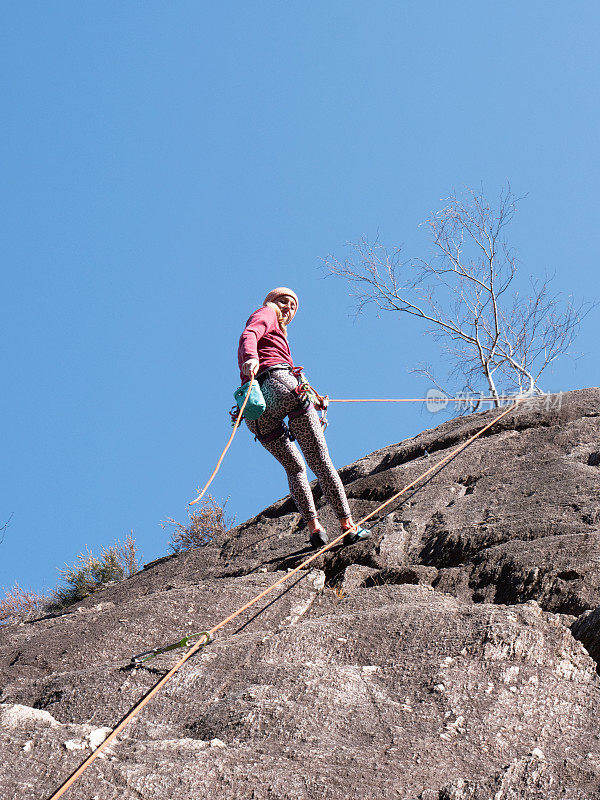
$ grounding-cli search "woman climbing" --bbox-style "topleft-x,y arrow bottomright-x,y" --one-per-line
238,287 -> 371,549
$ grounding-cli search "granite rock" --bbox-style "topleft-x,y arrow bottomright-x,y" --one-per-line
1,387 -> 600,799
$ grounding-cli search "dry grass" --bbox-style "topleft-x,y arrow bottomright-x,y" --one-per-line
51,532 -> 141,609
0,583 -> 49,626
328,584 -> 347,600
112,532 -> 140,576
2,533 -> 142,620
163,496 -> 233,554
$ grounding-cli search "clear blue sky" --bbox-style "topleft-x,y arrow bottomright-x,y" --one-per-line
2,2 -> 599,595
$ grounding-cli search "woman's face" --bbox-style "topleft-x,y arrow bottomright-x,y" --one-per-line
274,294 -> 297,324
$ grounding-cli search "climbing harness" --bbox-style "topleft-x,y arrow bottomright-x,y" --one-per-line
249,367 -> 304,445
251,367 -> 327,444
131,631 -> 212,665
293,369 -> 329,429
47,399 -> 522,800
254,420 -> 292,445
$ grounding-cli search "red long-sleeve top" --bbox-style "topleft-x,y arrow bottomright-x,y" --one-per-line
238,306 -> 294,383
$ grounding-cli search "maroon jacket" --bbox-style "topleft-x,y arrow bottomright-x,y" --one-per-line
238,306 -> 294,383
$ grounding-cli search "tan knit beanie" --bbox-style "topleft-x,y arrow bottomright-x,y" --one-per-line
263,287 -> 299,313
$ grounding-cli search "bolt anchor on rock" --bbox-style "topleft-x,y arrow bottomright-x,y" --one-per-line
131,630 -> 213,665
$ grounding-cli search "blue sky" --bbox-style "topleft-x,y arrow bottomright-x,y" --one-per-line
2,2 -> 598,595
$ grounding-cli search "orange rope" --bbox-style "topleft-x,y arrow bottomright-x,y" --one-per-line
188,377 -> 256,507
47,399 -> 521,800
208,403 -> 523,637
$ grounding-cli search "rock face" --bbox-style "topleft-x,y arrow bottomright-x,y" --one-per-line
1,387 -> 600,799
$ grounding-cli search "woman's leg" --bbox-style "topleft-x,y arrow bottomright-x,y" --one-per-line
257,433 -> 319,524
288,407 -> 351,521
246,371 -> 320,526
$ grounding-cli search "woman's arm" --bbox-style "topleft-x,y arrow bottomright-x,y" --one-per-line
237,306 -> 277,371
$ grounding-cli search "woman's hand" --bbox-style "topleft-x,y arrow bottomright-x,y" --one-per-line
242,358 -> 259,379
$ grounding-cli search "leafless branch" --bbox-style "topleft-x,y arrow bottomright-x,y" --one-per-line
0,513 -> 13,546
324,186 -> 594,406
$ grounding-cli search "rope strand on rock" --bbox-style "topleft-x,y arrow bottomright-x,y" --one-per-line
46,399 -> 521,800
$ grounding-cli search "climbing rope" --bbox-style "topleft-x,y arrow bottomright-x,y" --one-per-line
46,398 -> 521,800
188,377 -> 256,507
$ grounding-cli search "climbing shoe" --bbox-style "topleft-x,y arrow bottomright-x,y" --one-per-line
309,528 -> 329,548
343,526 -> 371,545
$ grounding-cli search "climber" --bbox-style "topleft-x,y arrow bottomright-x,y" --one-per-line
238,287 -> 371,549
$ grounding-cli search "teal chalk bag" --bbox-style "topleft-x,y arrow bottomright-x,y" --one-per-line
234,380 -> 266,420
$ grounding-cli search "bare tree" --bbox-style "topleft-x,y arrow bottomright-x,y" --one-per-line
324,187 -> 590,404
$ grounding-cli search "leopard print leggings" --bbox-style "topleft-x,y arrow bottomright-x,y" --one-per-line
246,368 -> 351,523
